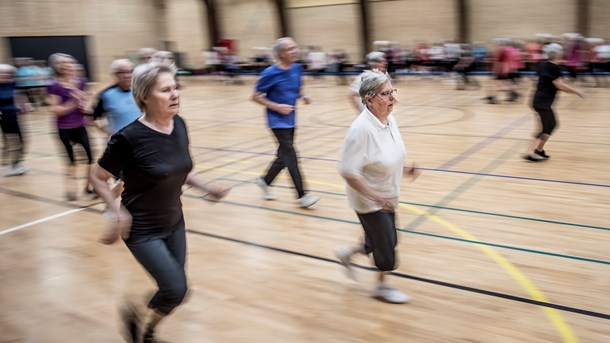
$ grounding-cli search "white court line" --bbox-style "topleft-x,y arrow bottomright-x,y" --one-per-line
0,208 -> 85,236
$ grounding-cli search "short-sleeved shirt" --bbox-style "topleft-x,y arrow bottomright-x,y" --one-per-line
339,108 -> 406,214
98,115 -> 193,237
533,61 -> 562,109
47,78 -> 87,129
0,82 -> 18,120
93,85 -> 141,133
255,63 -> 302,129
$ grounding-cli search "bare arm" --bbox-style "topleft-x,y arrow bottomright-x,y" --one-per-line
90,164 -> 132,244
48,93 -> 79,117
553,78 -> 585,98
251,90 -> 294,115
185,171 -> 231,201
342,174 -> 396,211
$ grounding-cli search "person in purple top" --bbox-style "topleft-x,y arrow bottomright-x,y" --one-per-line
251,37 -> 319,208
47,53 -> 96,201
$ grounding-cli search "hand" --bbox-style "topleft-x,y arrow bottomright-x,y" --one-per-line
370,192 -> 397,212
205,184 -> 231,202
274,104 -> 295,115
99,207 -> 133,244
403,162 -> 421,181
301,95 -> 311,105
576,89 -> 585,99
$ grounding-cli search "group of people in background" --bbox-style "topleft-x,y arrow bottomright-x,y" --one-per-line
0,32 -> 591,341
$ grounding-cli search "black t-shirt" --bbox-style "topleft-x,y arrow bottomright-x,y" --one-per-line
533,61 -> 562,108
98,115 -> 193,236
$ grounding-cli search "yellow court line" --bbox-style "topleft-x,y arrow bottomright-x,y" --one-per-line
197,163 -> 578,342
401,204 -> 578,343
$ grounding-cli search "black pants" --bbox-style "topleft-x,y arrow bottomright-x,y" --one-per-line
533,106 -> 557,137
126,218 -> 188,315
1,118 -> 25,166
58,127 -> 93,165
263,128 -> 305,198
357,211 -> 398,272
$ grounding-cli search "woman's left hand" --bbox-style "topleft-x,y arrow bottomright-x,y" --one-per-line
403,162 -> 421,181
205,184 -> 231,202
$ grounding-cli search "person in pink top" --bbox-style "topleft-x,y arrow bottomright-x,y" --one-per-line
47,53 -> 96,201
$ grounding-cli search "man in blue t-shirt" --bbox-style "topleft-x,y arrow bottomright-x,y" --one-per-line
251,37 -> 319,208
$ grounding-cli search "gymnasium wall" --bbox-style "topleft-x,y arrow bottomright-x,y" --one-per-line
590,0 -> 610,39
0,0 -> 160,83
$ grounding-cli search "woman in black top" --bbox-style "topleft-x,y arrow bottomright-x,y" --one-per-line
90,62 -> 230,342
524,43 -> 584,162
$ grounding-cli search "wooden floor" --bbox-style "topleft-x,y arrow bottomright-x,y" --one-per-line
1,75 -> 609,342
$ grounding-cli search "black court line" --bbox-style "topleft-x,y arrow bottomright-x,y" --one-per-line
187,229 -> 610,321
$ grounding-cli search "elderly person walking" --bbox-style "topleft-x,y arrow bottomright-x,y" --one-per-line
335,70 -> 419,304
523,43 -> 584,162
252,37 -> 319,208
90,62 -> 230,342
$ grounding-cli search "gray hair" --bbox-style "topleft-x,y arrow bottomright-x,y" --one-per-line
359,70 -> 391,105
151,50 -> 175,64
271,37 -> 295,60
48,53 -> 74,75
543,43 -> 563,60
366,51 -> 385,66
131,62 -> 177,112
110,59 -> 133,73
0,64 -> 16,74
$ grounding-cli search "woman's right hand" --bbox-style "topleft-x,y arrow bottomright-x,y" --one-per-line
370,192 -> 397,212
99,207 -> 133,244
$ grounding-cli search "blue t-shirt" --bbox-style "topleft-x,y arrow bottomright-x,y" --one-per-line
255,63 -> 302,129
0,82 -> 18,120
93,85 -> 142,134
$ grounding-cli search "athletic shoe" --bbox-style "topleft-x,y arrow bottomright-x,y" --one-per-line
334,247 -> 357,281
3,164 -> 28,177
373,283 -> 411,304
534,149 -> 550,159
143,328 -> 168,343
297,194 -> 319,208
256,177 -> 276,200
523,153 -> 545,162
119,302 -> 141,343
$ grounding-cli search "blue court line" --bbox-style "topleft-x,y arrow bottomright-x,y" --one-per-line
190,146 -> 610,189
438,114 -> 530,169
215,180 -> 610,233
184,195 -> 610,266
186,228 -> 610,321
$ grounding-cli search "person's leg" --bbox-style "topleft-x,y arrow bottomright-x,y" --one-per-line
525,107 -> 556,161
58,128 -> 78,199
126,220 -> 187,340
262,129 -> 287,185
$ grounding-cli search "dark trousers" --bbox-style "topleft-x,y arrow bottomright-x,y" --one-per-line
357,211 -> 399,272
1,118 -> 25,166
263,128 -> 305,198
58,127 -> 93,165
533,106 -> 557,137
126,218 -> 188,315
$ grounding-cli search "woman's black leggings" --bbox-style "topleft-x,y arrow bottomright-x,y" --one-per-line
357,210 -> 399,272
58,127 -> 93,165
533,106 -> 557,137
126,218 -> 188,315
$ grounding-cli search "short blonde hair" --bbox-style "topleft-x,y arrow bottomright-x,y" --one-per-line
131,62 -> 177,112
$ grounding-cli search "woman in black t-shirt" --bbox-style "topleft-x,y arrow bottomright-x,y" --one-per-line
524,43 -> 584,162
90,62 -> 230,342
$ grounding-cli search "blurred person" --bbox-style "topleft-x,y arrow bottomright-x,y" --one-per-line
14,57 -> 38,111
334,70 -> 419,304
90,62 -> 230,342
523,43 -> 584,162
484,39 -> 512,104
252,37 -> 319,208
565,35 -> 584,81
348,51 -> 387,113
137,48 -> 157,65
151,50 -> 175,65
92,59 -> 141,206
0,64 -> 28,176
47,53 -> 96,201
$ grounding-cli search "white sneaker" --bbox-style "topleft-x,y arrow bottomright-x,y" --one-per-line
373,284 -> 411,304
256,177 -> 276,200
297,194 -> 319,208
334,247 -> 357,281
3,164 -> 28,177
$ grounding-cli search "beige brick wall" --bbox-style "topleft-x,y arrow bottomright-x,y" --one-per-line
166,0 -> 208,69
217,0 -> 278,61
470,0 -> 576,42
590,0 -> 610,39
289,3 -> 361,61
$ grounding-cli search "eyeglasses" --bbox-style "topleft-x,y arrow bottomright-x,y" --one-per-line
377,89 -> 397,99
116,70 -> 133,76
